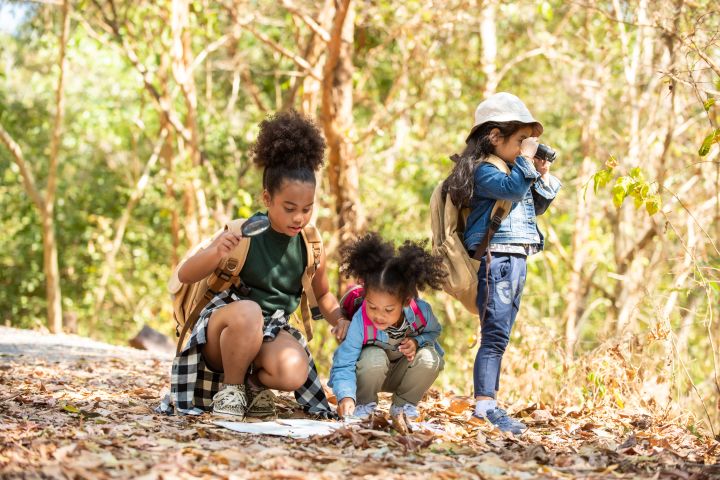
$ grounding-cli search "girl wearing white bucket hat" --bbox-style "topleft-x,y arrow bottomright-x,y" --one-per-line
442,92 -> 562,434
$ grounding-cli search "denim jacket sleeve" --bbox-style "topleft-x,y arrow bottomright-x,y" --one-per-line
411,299 -> 442,348
328,309 -> 364,402
475,156 -> 540,202
532,173 -> 562,216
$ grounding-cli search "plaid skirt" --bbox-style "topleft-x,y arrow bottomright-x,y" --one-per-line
165,289 -> 333,416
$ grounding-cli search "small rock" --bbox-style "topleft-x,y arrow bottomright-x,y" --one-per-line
531,409 -> 553,423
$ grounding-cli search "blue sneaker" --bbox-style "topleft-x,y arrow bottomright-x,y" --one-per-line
390,403 -> 420,420
484,408 -> 527,434
352,402 -> 377,419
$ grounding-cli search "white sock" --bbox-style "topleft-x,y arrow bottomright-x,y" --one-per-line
474,399 -> 497,418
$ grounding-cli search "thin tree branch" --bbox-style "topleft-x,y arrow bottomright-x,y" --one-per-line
0,125 -> 45,213
93,128 -> 169,315
241,20 -> 322,81
190,32 -> 237,74
281,0 -> 330,42
89,0 -> 195,146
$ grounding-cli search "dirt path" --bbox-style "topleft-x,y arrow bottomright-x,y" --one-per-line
1,327 -> 717,479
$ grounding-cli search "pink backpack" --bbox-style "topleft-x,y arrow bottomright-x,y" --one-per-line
339,284 -> 427,345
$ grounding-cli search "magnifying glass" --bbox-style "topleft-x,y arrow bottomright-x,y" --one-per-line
240,216 -> 270,237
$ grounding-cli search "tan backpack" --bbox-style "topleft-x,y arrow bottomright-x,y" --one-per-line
168,219 -> 323,354
430,156 -> 511,314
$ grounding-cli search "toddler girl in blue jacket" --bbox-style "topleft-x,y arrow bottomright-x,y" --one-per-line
329,233 -> 447,420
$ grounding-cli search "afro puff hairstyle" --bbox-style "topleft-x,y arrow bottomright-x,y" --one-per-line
340,233 -> 447,303
250,110 -> 326,195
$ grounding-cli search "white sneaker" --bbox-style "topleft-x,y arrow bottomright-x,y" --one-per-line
352,402 -> 377,419
212,384 -> 248,418
390,403 -> 420,420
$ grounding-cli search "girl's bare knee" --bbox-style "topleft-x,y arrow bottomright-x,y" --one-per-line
223,301 -> 263,331
279,354 -> 309,390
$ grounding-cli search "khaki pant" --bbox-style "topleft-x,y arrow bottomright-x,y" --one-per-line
356,345 -> 444,407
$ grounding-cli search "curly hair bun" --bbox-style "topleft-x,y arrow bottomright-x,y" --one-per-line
251,110 -> 326,172
340,233 -> 394,281
391,240 -> 447,293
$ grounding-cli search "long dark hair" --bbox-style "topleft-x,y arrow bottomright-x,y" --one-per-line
340,233 -> 446,302
442,121 -> 527,207
250,110 -> 326,195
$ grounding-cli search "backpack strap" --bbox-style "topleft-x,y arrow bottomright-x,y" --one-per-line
473,155 -> 512,260
299,224 -> 323,341
175,219 -> 251,354
408,299 -> 427,331
339,284 -> 365,319
360,300 -> 378,345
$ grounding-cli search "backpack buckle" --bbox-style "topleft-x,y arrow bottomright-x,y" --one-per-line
225,258 -> 240,273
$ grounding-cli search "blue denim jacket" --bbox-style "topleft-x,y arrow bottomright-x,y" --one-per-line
464,155 -> 561,252
328,298 -> 443,403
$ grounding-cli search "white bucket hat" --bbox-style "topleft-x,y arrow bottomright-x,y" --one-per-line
466,92 -> 543,142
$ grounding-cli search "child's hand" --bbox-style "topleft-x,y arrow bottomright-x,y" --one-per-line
209,230 -> 241,259
331,318 -> 351,342
533,157 -> 551,180
337,397 -> 355,417
398,338 -> 418,362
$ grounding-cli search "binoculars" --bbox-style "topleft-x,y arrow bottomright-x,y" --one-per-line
521,138 -> 557,163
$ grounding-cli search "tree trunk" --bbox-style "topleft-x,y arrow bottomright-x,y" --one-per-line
479,0 -> 498,97
41,210 -> 63,333
284,0 -> 334,113
321,0 -> 363,280
171,0 -> 212,237
45,0 -> 73,332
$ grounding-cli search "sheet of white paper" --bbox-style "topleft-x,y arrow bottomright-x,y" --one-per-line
216,418 -> 444,438
215,419 -> 345,439
411,421 -> 445,434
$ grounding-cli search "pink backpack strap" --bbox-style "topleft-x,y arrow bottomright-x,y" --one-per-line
408,299 -> 427,331
361,301 -> 377,345
340,284 -> 365,318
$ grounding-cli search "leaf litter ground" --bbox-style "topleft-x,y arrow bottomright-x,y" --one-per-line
1,327 -> 717,479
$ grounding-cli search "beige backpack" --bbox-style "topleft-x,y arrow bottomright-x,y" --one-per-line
168,219 -> 323,354
430,156 -> 511,314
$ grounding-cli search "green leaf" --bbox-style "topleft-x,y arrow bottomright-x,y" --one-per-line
63,404 -> 80,413
703,98 -> 715,111
540,1 -> 554,21
593,169 -> 613,194
698,129 -> 720,157
612,183 -> 627,208
629,167 -> 644,181
634,193 -> 644,209
645,195 -> 661,215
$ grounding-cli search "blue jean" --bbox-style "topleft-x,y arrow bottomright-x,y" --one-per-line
473,253 -> 527,398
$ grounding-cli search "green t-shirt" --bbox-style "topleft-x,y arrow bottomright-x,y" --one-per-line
238,213 -> 307,316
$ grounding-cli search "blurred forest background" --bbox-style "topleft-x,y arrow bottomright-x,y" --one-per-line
1,0 -> 718,435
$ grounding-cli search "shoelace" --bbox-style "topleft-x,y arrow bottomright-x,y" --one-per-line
213,387 -> 247,411
249,390 -> 276,409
